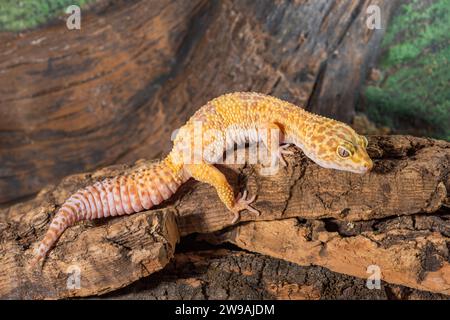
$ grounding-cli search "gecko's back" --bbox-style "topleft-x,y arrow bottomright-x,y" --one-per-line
170,92 -> 302,163
189,92 -> 301,128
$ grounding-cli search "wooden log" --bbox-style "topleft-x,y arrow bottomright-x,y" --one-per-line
0,0 -> 400,204
104,249 -> 449,300
204,216 -> 450,295
0,205 -> 179,299
0,135 -> 448,298
175,135 -> 449,235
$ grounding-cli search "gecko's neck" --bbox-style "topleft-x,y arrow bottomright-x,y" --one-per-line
276,104 -> 332,154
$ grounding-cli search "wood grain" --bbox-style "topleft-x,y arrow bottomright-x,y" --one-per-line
206,217 -> 450,295
0,207 -> 179,299
105,249 -> 449,300
0,135 -> 448,298
0,0 -> 400,204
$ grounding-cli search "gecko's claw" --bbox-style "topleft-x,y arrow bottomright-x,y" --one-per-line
277,144 -> 294,167
230,190 -> 259,224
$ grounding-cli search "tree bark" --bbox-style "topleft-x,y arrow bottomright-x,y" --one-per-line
0,135 -> 448,298
103,249 -> 449,300
0,206 -> 179,299
203,217 -> 450,295
0,0 -> 400,204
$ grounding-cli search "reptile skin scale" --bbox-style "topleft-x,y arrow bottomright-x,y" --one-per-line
32,92 -> 373,266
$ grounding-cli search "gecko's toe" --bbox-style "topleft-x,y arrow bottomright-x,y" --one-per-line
277,144 -> 294,167
230,190 -> 260,223
246,194 -> 256,204
231,211 -> 240,224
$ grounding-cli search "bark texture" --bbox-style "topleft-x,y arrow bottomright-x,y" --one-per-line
203,217 -> 450,295
0,0 -> 400,204
104,248 -> 449,300
0,135 -> 448,298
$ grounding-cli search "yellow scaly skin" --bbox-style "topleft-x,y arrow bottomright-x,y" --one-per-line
168,91 -> 373,222
33,92 -> 373,266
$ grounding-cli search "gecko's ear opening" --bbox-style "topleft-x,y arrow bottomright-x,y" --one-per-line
360,135 -> 368,148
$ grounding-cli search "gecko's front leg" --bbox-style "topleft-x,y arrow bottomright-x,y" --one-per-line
261,122 -> 293,167
276,144 -> 294,167
184,163 -> 259,223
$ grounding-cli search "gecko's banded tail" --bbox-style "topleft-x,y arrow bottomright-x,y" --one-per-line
32,160 -> 186,266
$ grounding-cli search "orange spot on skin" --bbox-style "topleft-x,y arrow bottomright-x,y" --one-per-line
336,133 -> 347,140
343,127 -> 353,134
316,126 -> 326,134
318,146 -> 328,156
312,135 -> 325,143
67,203 -> 78,212
49,227 -> 60,234
129,184 -> 138,197
326,139 -> 336,147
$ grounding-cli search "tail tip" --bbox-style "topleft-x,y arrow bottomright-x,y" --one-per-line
28,255 -> 43,272
28,246 -> 45,272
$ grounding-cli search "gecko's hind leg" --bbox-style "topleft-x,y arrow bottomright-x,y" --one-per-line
185,163 -> 259,224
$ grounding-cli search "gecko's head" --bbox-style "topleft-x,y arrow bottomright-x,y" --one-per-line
306,121 -> 373,174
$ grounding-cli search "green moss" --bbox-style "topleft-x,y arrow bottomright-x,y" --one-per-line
0,0 -> 95,31
362,0 -> 450,140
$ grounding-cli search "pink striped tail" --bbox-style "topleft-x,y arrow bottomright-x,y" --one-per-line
32,162 -> 185,266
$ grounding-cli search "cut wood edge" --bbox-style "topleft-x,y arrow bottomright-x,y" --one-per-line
0,210 -> 179,299
0,135 -> 449,298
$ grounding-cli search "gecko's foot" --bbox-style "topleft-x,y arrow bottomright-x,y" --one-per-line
276,144 -> 294,167
230,190 -> 259,224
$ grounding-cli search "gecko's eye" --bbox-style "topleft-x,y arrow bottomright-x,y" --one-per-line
337,146 -> 352,158
361,136 -> 368,148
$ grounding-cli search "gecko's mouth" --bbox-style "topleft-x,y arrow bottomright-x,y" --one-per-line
353,163 -> 373,174
318,161 -> 373,174
333,163 -> 372,174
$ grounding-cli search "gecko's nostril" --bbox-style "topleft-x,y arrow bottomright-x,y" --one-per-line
364,161 -> 373,171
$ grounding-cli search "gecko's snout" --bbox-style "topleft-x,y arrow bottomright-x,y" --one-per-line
361,159 -> 373,173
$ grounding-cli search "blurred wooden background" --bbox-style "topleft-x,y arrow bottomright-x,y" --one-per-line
0,0 -> 400,204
